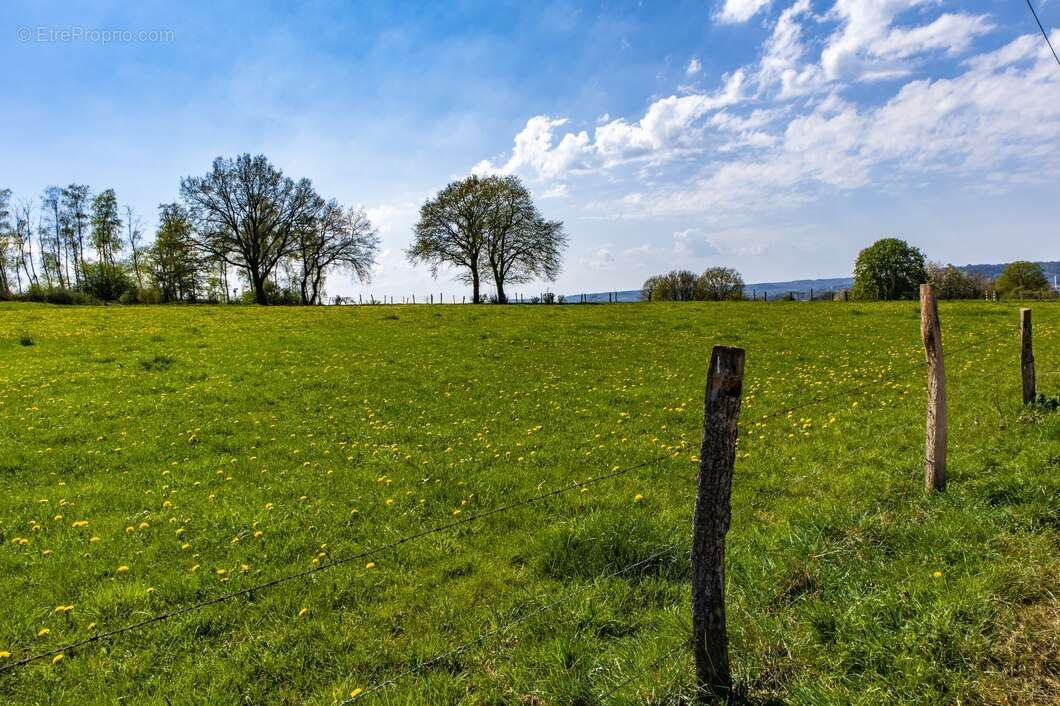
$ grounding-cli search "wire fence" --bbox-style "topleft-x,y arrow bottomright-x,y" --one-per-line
1,302 -> 1056,701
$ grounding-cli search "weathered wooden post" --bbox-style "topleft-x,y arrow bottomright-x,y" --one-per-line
692,345 -> 745,701
920,283 -> 946,492
1021,308 -> 1035,404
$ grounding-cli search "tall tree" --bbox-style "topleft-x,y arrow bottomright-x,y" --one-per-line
14,200 -> 38,290
40,187 -> 66,288
408,175 -> 492,303
90,189 -> 123,266
851,238 -> 927,301
125,205 -> 146,288
149,203 -> 202,302
180,154 -> 317,305
294,198 -> 378,305
482,176 -> 566,303
0,189 -> 11,296
62,184 -> 91,284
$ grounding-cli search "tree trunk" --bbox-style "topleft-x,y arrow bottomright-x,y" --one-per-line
252,271 -> 268,305
493,270 -> 506,304
471,268 -> 481,304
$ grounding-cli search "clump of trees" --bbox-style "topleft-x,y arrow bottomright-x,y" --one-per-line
851,238 -> 927,300
926,262 -> 992,300
995,261 -> 1051,298
642,267 -> 744,302
407,175 -> 566,303
0,154 -> 379,305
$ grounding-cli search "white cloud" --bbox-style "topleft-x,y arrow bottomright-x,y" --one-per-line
717,0 -> 772,24
629,30 -> 1060,218
479,70 -> 747,179
820,1 -> 992,82
474,116 -> 593,178
687,57 -> 703,74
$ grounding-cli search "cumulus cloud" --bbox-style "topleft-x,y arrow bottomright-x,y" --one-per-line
717,0 -> 772,24
472,2 -> 1060,231
687,57 -> 703,74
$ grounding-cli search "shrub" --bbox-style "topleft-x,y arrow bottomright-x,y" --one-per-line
18,333 -> 34,346
82,262 -> 133,302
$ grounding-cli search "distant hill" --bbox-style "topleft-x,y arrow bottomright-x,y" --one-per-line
565,260 -> 1059,302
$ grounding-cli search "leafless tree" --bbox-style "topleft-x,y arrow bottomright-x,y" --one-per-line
295,198 -> 378,305
125,205 -> 146,288
180,154 -> 318,305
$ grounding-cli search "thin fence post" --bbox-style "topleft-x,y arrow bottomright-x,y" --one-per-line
1021,308 -> 1035,404
692,345 -> 745,701
920,283 -> 946,492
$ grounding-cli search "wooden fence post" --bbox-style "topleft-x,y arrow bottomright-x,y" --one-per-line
1021,308 -> 1035,404
692,345 -> 745,701
920,283 -> 946,492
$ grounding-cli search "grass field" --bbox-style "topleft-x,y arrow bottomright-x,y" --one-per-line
0,301 -> 1057,705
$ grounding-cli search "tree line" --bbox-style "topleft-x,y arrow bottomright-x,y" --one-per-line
0,159 -> 566,306
851,238 -> 1055,300
641,238 -> 1055,303
0,155 -> 380,305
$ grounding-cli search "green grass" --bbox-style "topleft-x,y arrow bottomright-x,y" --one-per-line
0,300 -> 1057,705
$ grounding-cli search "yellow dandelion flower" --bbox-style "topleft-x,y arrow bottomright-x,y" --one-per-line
36,628 -> 50,638
0,651 -> 10,659
190,564 -> 199,572
90,536 -> 101,543
116,565 -> 129,574
932,571 -> 942,578
71,520 -> 88,528
365,562 -> 376,569
51,653 -> 64,665
298,607 -> 309,618
350,688 -> 363,698
634,493 -> 644,503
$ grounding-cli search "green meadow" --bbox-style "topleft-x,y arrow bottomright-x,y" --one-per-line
0,301 -> 1057,704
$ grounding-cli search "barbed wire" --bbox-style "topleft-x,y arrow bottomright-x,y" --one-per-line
595,642 -> 688,702
4,302 -> 1052,677
745,304 -> 1060,426
0,451 -> 684,673
341,544 -> 679,703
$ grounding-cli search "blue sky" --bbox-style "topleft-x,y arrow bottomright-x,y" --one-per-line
2,0 -> 1059,298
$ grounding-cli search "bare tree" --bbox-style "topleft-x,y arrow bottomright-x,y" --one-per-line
41,187 -> 67,288
0,189 -> 11,296
408,176 -> 492,303
180,154 -> 318,305
14,200 -> 38,289
125,205 -> 146,288
295,198 -> 378,304
482,176 -> 565,303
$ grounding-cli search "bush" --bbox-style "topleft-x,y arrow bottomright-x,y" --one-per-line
927,262 -> 991,300
18,284 -> 96,305
82,262 -> 133,302
18,333 -> 34,346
